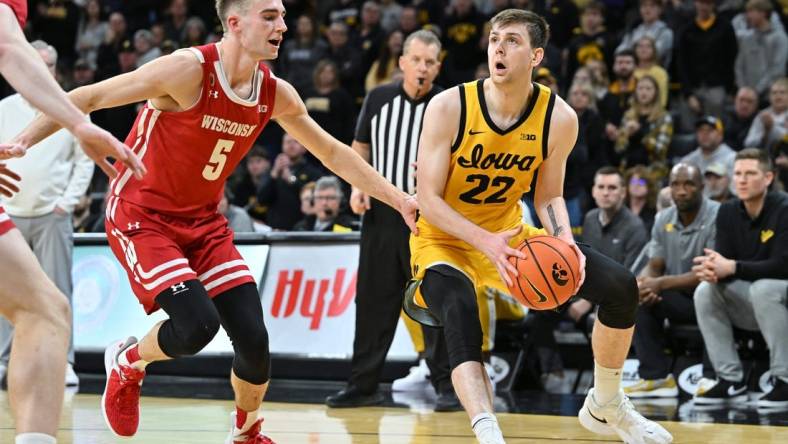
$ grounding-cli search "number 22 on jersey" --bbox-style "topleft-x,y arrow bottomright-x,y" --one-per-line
202,139 -> 235,181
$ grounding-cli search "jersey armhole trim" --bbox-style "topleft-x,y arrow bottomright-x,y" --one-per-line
451,85 -> 467,153
178,47 -> 205,64
541,92 -> 556,160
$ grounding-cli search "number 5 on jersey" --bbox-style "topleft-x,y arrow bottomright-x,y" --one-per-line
202,139 -> 235,181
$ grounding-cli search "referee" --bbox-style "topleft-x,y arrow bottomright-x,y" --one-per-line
326,30 -> 448,408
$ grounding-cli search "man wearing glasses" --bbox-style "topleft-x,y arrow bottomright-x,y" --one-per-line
293,176 -> 357,232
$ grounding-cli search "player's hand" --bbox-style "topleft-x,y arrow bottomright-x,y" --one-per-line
568,242 -> 586,295
72,122 -> 146,180
0,142 -> 27,160
478,226 -> 526,288
398,194 -> 419,235
350,187 -> 371,215
0,163 -> 21,197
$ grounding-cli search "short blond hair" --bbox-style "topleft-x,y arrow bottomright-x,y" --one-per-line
215,0 -> 252,31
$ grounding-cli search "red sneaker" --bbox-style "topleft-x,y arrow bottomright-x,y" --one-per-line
225,413 -> 275,444
101,337 -> 146,437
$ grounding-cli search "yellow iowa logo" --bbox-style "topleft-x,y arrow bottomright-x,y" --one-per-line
664,223 -> 674,233
761,230 -> 774,243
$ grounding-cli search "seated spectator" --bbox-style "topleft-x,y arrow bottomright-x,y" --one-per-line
723,86 -> 759,151
681,116 -> 736,176
568,81 -> 606,213
440,0 -> 487,85
300,182 -> 316,218
626,164 -> 719,398
614,75 -> 673,181
692,148 -> 788,406
231,146 -> 271,222
325,21 -> 365,100
181,16 -> 208,48
582,167 -> 649,269
534,67 -> 559,94
72,58 -> 96,88
304,60 -> 357,144
775,136 -> 788,189
585,59 -> 610,102
625,165 -> 658,234
734,0 -> 788,101
633,36 -> 668,108
357,1 -> 384,74
565,2 -> 616,81
617,0 -> 674,68
600,50 -> 637,144
293,176 -> 358,232
278,14 -> 328,94
704,162 -> 734,203
95,12 -> 128,80
745,78 -> 788,152
164,0 -> 189,43
365,29 -> 404,92
257,134 -> 323,230
134,29 -> 161,67
75,0 -> 108,67
220,188 -> 255,233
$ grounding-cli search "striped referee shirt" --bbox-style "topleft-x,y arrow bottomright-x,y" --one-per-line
355,81 -> 442,195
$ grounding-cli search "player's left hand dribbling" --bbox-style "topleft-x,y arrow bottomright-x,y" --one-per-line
0,163 -> 21,197
568,242 -> 586,295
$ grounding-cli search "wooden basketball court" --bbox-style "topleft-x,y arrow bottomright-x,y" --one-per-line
2,392 -> 786,443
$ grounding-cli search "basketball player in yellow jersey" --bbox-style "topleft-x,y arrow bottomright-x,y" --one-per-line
404,9 -> 672,444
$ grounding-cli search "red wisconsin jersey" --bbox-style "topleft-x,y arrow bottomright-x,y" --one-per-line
1,0 -> 27,27
109,43 -> 276,217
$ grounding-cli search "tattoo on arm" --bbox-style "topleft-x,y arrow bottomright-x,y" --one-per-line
547,204 -> 565,236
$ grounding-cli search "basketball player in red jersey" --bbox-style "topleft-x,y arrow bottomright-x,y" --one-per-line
12,1 -> 417,443
0,1 -> 145,443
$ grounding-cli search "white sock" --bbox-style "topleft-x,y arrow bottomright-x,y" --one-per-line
471,413 -> 505,444
15,433 -> 56,444
593,361 -> 623,406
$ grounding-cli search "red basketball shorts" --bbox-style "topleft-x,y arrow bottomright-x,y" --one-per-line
105,197 -> 255,314
0,205 -> 15,236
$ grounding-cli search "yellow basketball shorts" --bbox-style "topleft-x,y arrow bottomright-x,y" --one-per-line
408,223 -> 543,351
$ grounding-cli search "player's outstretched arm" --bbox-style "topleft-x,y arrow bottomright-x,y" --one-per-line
273,79 -> 418,231
415,88 -> 524,287
533,96 -> 585,291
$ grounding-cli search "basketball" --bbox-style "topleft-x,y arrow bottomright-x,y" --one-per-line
507,235 -> 580,311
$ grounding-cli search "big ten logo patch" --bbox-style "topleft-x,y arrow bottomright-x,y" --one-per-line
270,269 -> 357,330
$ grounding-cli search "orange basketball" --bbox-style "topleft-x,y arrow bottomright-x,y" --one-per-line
507,235 -> 580,310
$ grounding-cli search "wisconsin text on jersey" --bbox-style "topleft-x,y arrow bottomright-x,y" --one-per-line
201,114 -> 258,137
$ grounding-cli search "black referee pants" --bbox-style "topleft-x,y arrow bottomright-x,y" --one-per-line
348,198 -> 449,393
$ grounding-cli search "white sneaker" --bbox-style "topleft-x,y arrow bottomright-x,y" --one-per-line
578,388 -> 673,444
224,411 -> 273,443
392,359 -> 431,392
65,363 -> 80,387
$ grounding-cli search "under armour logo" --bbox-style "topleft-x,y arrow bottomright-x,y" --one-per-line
259,104 -> 268,113
127,222 -> 140,230
171,282 -> 187,293
209,90 -> 219,99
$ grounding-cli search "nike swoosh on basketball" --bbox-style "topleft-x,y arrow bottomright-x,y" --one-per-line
526,278 -> 548,303
468,129 -> 486,135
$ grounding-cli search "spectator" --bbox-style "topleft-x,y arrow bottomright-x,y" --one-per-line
582,167 -> 649,269
625,165 -> 658,234
75,0 -> 108,66
568,81 -> 605,220
300,181 -> 316,217
633,36 -> 669,108
723,86 -> 759,151
398,5 -> 420,35
692,148 -> 788,406
357,1 -> 384,75
600,50 -> 637,141
0,41 -> 94,388
30,0 -> 81,66
440,0 -> 486,85
379,0 -> 404,32
181,16 -> 208,48
230,146 -> 271,223
163,0 -> 189,43
656,185 -> 673,211
304,60 -> 357,145
534,67 -> 559,94
257,134 -> 323,230
134,29 -> 161,67
583,59 -> 611,101
565,2 -> 616,81
745,78 -> 788,152
734,0 -> 788,100
279,14 -> 328,94
617,0 -> 674,68
535,0 -> 579,49
150,22 -> 167,48
95,11 -> 128,80
675,0 -> 738,120
325,21 -> 365,100
704,162 -> 734,203
626,164 -> 719,398
614,75 -> 673,180
219,188 -> 255,233
72,58 -> 96,88
293,176 -> 358,232
365,29 -> 404,92
682,116 -> 737,177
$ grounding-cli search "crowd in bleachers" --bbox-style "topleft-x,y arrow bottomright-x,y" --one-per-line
1,0 -> 787,402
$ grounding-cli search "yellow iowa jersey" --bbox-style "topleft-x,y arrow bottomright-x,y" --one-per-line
418,80 -> 555,241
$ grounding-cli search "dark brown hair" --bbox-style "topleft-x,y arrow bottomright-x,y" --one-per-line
490,9 -> 550,49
